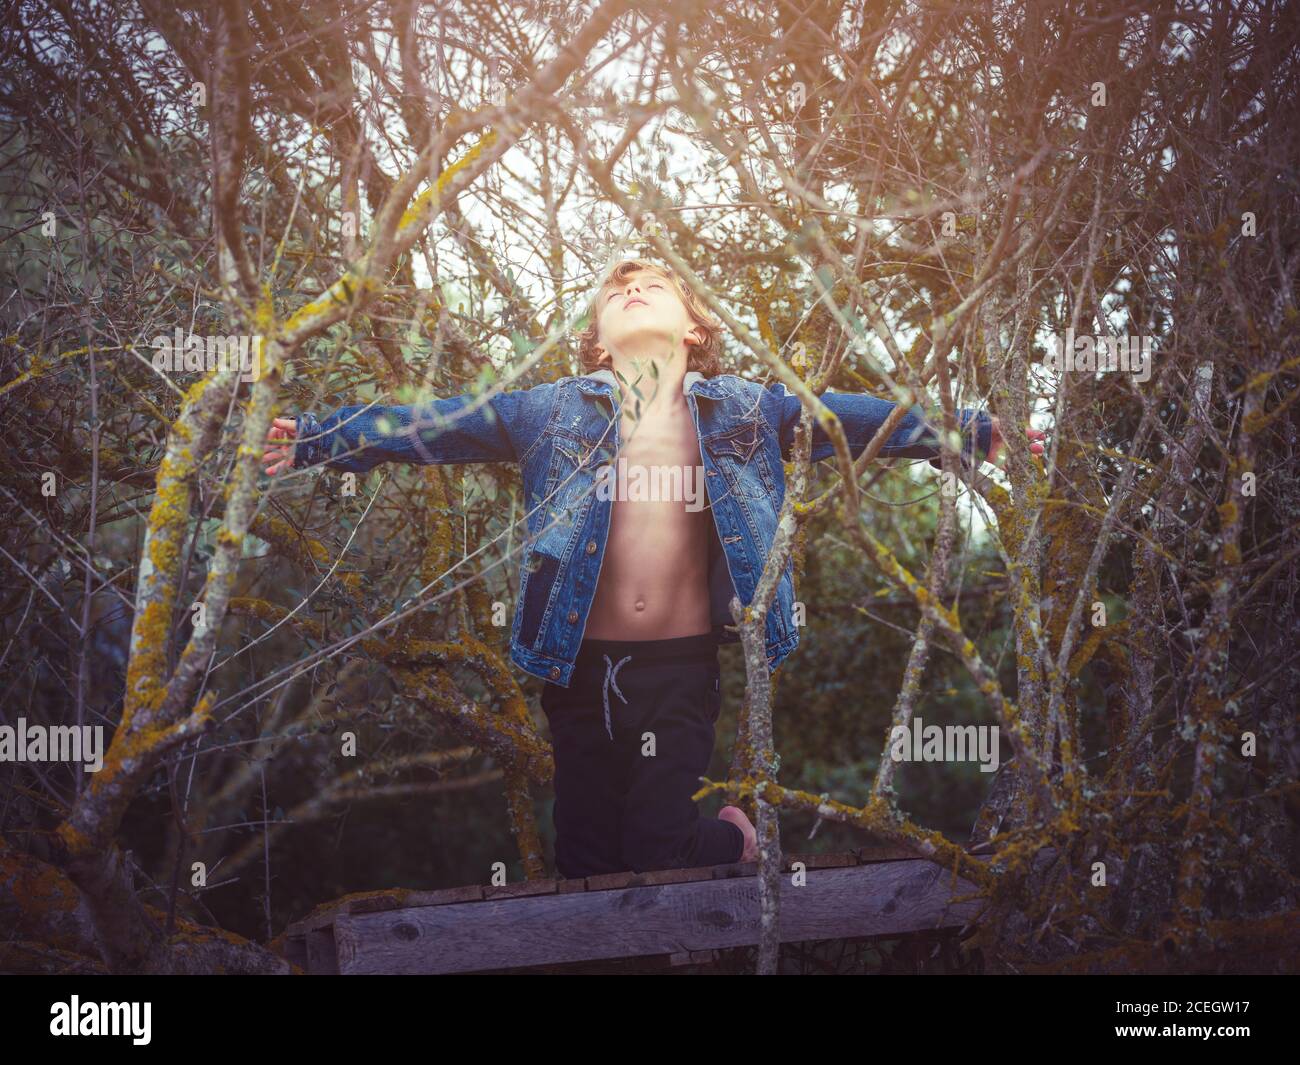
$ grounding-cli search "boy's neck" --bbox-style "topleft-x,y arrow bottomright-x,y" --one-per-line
606,348 -> 689,412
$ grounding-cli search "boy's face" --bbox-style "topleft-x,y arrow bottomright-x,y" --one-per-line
593,269 -> 703,366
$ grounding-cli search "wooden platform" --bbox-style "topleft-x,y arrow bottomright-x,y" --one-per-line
279,843 -> 987,974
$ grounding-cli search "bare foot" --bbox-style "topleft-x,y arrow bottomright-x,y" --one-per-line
718,805 -> 759,862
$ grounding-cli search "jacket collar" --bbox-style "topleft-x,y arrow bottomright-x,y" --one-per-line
578,367 -> 734,398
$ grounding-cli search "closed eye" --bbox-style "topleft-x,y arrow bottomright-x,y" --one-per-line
609,282 -> 665,301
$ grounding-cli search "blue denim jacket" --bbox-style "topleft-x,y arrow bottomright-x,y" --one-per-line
291,370 -> 992,686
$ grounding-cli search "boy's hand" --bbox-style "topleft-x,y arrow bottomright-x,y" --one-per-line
263,417 -> 298,475
986,418 -> 1047,467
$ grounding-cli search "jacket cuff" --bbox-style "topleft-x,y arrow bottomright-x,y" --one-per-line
927,410 -> 993,471
293,411 -> 328,469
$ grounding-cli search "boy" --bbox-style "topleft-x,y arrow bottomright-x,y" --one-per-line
262,259 -> 1044,878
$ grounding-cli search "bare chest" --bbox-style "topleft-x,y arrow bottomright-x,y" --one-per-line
617,407 -> 702,471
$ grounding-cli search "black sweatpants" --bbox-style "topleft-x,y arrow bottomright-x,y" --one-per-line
540,632 -> 745,878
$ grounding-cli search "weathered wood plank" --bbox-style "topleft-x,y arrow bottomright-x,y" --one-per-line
405,884 -> 487,907
852,840 -> 930,862
670,949 -> 719,966
285,884 -> 488,936
483,878 -> 559,901
786,852 -> 859,869
281,935 -> 308,972
331,858 -> 984,974
306,928 -> 339,975
585,864 -> 719,891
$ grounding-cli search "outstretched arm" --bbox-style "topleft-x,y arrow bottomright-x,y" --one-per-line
262,388 -> 540,476
775,387 -> 1043,469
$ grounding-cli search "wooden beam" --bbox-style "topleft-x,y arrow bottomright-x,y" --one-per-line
328,858 -> 983,975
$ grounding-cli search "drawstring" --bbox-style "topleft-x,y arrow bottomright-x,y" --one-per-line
602,654 -> 631,740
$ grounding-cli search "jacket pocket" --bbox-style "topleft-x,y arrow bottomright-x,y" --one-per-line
705,667 -> 723,723
704,424 -> 775,500
533,436 -> 596,558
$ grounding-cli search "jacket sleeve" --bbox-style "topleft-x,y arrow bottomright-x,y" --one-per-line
291,386 -> 542,473
776,386 -> 993,469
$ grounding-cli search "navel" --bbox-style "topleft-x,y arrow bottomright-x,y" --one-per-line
634,599 -> 646,612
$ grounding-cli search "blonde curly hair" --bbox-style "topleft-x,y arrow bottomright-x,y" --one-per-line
575,259 -> 724,376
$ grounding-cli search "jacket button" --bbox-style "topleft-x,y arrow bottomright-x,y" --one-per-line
567,610 -> 579,623
549,666 -> 561,680
585,539 -> 597,554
